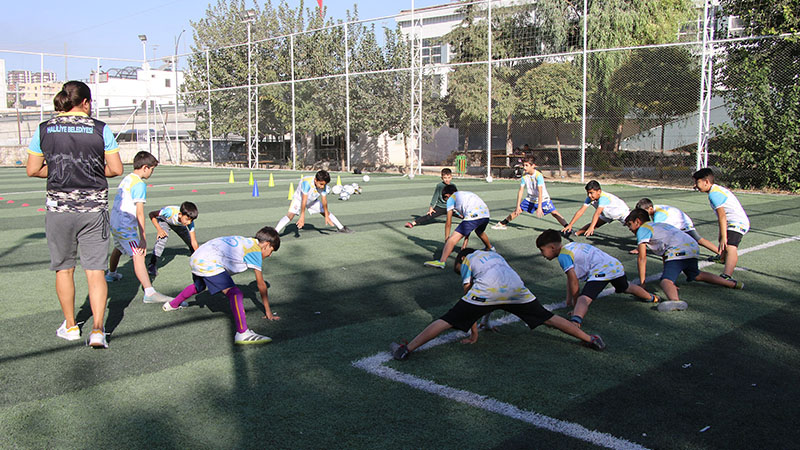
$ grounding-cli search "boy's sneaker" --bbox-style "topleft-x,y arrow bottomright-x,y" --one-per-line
338,226 -> 354,233
234,329 -> 272,345
105,272 -> 123,282
657,300 -> 689,312
586,335 -> 606,351
147,263 -> 158,277
143,291 -> 174,304
56,320 -> 80,341
424,260 -> 445,269
491,222 -> 507,230
561,230 -> 573,239
162,300 -> 189,311
390,342 -> 410,360
404,222 -> 414,228
641,294 -> 660,303
87,329 -> 108,349
732,280 -> 744,290
707,254 -> 723,263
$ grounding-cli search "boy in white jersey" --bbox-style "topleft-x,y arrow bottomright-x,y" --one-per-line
624,208 -> 743,312
492,156 -> 569,231
275,170 -> 353,234
536,230 -> 658,327
424,185 -> 493,269
563,180 -> 631,237
635,198 -> 718,255
147,201 -> 199,276
392,248 -> 606,360
162,226 -> 280,344
107,151 -> 173,304
692,168 -> 750,279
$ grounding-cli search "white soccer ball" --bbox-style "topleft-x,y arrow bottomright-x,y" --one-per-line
332,185 -> 343,195
344,185 -> 355,195
408,171 -> 415,180
486,175 -> 493,183
362,175 -> 370,182
339,191 -> 351,201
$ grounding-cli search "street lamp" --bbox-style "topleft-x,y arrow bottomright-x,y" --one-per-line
242,9 -> 256,168
139,34 -> 152,152
174,29 -> 186,164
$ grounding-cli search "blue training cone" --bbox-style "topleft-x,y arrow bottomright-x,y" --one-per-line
252,180 -> 259,197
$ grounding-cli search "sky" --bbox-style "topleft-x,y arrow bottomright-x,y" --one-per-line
1,0 -> 449,81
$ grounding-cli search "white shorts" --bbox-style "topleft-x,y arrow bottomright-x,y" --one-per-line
111,225 -> 141,256
289,197 -> 324,215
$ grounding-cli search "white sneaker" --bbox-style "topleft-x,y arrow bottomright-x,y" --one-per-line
657,300 -> 689,312
56,320 -> 80,341
143,291 -> 174,303
234,329 -> 272,345
491,223 -> 507,230
87,329 -> 108,349
105,271 -> 123,282
162,300 -> 188,311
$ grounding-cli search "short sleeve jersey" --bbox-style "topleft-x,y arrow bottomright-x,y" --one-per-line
708,184 -> 750,233
446,191 -> 490,220
460,250 -> 536,305
557,242 -> 625,282
652,204 -> 694,231
27,112 -> 119,213
190,236 -> 263,277
158,206 -> 195,232
520,170 -> 550,203
636,222 -> 699,261
109,173 -> 146,232
294,175 -> 328,203
585,191 -> 630,221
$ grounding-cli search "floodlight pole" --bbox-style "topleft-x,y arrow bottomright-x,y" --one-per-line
486,0 -> 493,180
244,11 -> 255,169
206,48 -> 214,167
139,34 -> 152,154
345,23 -> 351,173
174,29 -> 185,165
290,34 -> 297,171
580,0 -> 588,183
697,1 -> 715,170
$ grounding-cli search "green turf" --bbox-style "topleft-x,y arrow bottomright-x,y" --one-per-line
1,166 -> 798,449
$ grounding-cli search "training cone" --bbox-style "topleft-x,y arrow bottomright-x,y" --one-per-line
288,182 -> 294,200
249,172 -> 254,185
268,173 -> 275,187
252,180 -> 259,197
228,170 -> 235,183
336,175 -> 342,186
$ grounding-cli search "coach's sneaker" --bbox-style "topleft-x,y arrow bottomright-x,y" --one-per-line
390,342 -> 410,360
87,329 -> 108,349
657,300 -> 688,312
491,222 -> 507,230
162,300 -> 189,311
143,291 -> 174,304
56,320 -> 81,341
338,226 -> 354,233
234,329 -> 272,345
586,335 -> 606,351
424,260 -> 445,269
105,271 -> 123,282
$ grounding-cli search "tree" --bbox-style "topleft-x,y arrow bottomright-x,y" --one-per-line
713,0 -> 800,190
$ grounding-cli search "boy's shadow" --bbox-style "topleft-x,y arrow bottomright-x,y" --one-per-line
407,235 -> 446,260
278,223 -> 333,238
190,281 -> 268,316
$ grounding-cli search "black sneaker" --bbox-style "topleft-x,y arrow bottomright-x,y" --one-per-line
587,335 -> 606,351
390,342 -> 410,360
338,226 -> 354,233
560,230 -> 573,239
720,273 -> 732,280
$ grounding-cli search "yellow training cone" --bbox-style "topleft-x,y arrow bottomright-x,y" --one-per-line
268,173 -> 275,187
336,175 -> 342,186
228,170 -> 235,183
248,172 -> 254,185
287,182 -> 294,200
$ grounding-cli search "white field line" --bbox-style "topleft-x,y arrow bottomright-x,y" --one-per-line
352,235 -> 800,449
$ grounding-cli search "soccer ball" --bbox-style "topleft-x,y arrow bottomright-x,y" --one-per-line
351,183 -> 362,194
332,185 -> 343,195
339,191 -> 351,201
486,175 -> 493,183
344,184 -> 355,195
362,175 -> 370,182
408,172 -> 415,180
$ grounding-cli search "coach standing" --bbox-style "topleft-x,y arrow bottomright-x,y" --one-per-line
26,81 -> 123,349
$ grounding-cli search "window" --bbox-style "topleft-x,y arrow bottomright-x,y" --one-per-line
320,134 -> 336,147
165,78 -> 171,88
422,38 -> 443,65
105,99 -> 110,106
132,99 -> 138,104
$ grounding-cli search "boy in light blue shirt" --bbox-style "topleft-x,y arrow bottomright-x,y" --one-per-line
424,185 -> 493,269
147,201 -> 199,276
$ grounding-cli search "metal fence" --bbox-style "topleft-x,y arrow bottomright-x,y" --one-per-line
2,0 -> 797,190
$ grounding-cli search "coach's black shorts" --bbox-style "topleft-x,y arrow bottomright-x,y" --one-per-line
439,299 -> 553,332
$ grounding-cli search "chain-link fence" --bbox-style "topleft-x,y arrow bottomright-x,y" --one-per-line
2,0 -> 797,190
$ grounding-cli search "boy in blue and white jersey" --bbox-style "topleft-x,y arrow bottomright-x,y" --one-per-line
692,168 -> 750,279
563,180 -> 631,237
275,170 -> 352,234
424,185 -> 493,269
492,156 -> 569,231
635,198 -> 718,255
624,208 -> 742,312
537,230 -> 658,327
391,248 -> 605,360
107,151 -> 173,304
162,226 -> 280,345
147,201 -> 199,276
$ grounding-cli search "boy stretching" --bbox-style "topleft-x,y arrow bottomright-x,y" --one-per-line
492,156 -> 568,230
147,201 -> 199,276
424,185 -> 492,269
634,198 -> 718,255
536,229 -> 658,327
405,168 -> 456,228
275,170 -> 353,234
563,180 -> 630,237
106,151 -> 173,304
162,226 -> 281,345
624,208 -> 743,312
692,168 -> 750,279
392,248 -> 605,360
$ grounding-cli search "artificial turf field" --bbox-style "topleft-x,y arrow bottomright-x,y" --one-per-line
1,165 -> 798,449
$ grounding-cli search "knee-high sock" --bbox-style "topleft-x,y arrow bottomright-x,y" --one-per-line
327,213 -> 344,229
168,284 -> 198,309
227,287 -> 247,333
275,216 -> 291,233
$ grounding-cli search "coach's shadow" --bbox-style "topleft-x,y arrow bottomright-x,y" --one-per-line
407,235 -> 445,260
75,278 -> 140,337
